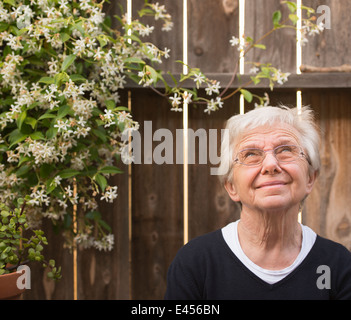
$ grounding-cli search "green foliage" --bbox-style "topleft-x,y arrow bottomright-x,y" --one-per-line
0,200 -> 61,280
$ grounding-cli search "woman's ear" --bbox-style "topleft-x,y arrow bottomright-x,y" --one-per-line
224,181 -> 241,202
306,169 -> 318,194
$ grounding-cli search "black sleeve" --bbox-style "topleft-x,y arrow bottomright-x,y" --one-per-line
164,239 -> 207,300
164,256 -> 203,300
333,244 -> 351,300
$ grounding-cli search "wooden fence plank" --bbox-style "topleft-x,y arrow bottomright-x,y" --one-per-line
245,0 -> 296,74
188,0 -> 240,73
303,89 -> 351,251
302,0 -> 351,69
77,165 -> 131,299
188,95 -> 241,240
133,0 -> 184,73
131,89 -> 183,299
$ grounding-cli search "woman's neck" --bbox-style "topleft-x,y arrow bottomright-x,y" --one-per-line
238,206 -> 302,269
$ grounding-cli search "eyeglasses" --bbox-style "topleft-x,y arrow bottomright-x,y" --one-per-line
234,145 -> 310,166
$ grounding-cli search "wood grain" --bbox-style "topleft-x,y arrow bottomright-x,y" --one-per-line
188,0 -> 240,73
131,89 -> 183,299
245,0 -> 296,74
302,0 -> 351,68
304,89 -> 351,251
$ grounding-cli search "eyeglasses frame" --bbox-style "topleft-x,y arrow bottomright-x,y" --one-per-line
233,144 -> 312,167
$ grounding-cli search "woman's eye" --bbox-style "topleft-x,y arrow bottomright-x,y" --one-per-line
243,150 -> 260,158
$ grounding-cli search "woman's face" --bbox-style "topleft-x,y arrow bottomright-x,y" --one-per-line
225,123 -> 316,213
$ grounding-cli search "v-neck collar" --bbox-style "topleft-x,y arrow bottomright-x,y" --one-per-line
218,228 -> 321,289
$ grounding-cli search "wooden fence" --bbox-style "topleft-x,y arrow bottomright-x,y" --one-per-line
24,0 -> 351,299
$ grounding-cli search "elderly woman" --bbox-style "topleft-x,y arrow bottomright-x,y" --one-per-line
165,106 -> 351,300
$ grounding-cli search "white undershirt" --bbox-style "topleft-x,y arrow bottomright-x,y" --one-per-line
222,220 -> 317,284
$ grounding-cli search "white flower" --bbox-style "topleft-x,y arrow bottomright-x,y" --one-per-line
100,186 -> 118,203
216,96 -> 224,109
163,47 -> 170,59
229,36 -> 240,47
275,70 -> 290,85
94,47 -> 104,60
94,234 -> 114,251
183,91 -> 192,104
139,24 -> 154,37
204,99 -> 217,114
162,20 -> 173,31
58,199 -> 68,209
64,185 -> 73,197
28,188 -> 50,206
205,81 -> 221,95
54,175 -> 62,186
193,72 -> 206,89
117,111 -> 132,123
73,38 -> 86,55
54,119 -> 70,132
169,93 -> 182,107
79,0 -> 91,10
249,66 -> 259,74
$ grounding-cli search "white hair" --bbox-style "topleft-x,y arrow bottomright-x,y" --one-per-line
218,105 -> 321,184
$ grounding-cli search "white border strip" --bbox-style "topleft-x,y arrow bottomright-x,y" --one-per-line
183,0 -> 189,245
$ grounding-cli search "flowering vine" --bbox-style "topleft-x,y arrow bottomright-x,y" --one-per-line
0,0 -> 323,251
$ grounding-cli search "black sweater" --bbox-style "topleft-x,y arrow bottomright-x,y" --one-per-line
164,229 -> 351,300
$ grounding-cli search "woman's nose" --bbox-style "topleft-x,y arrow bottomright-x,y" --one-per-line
260,152 -> 282,175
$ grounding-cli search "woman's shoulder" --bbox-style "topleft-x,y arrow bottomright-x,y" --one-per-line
314,234 -> 351,261
174,229 -> 225,260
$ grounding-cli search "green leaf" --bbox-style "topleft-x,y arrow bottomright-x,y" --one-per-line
99,166 -> 123,175
99,219 -> 112,232
38,77 -> 55,84
18,156 -> 31,166
240,89 -> 253,103
61,54 -> 76,72
54,72 -> 69,86
17,111 -> 27,131
272,10 -> 282,28
253,44 -> 266,50
40,163 -> 54,179
46,126 -> 58,139
30,132 -> 45,140
92,128 -> 107,143
105,100 -> 116,110
60,32 -> 70,42
114,106 -> 130,112
70,74 -> 87,83
9,129 -> 27,148
283,1 -> 297,13
59,169 -> 80,179
16,165 -> 31,177
250,76 -> 261,85
145,65 -> 159,84
25,117 -> 37,129
0,22 -> 9,33
124,57 -> 146,65
95,174 -> 107,192
57,105 -> 70,119
38,112 -> 56,121
289,13 -> 299,24
4,0 -> 16,6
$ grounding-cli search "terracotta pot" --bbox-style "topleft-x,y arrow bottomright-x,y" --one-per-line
0,271 -> 26,300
